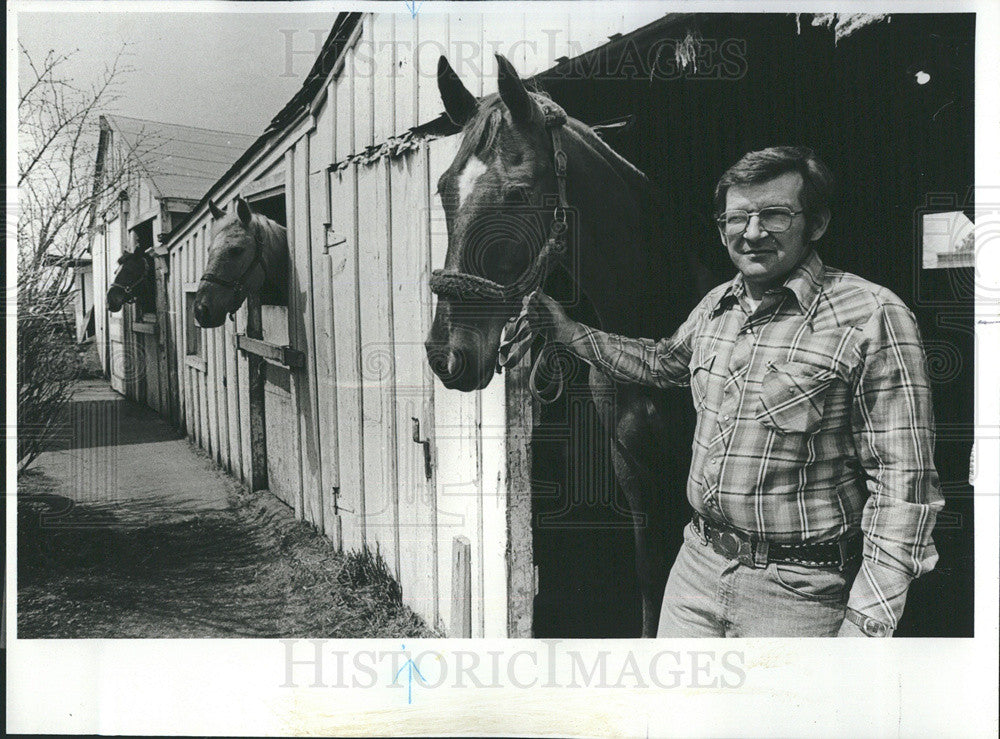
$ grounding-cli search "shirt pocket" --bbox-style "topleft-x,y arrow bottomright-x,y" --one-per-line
690,353 -> 715,411
756,361 -> 837,434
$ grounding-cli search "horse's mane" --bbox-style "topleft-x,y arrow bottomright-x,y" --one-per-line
458,90 -> 657,216
250,211 -> 287,250
248,212 -> 288,304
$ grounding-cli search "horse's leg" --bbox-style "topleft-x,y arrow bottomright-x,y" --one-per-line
589,368 -> 676,637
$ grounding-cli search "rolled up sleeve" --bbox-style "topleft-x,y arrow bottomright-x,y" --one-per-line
561,296 -> 709,390
848,301 -> 945,629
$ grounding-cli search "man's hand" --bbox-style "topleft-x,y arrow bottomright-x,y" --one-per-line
524,290 -> 577,345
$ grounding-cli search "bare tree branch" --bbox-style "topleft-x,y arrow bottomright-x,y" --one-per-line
17,42 -> 137,471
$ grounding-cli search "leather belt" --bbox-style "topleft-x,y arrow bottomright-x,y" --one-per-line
692,512 -> 860,570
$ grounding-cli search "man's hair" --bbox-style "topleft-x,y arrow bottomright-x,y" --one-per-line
714,146 -> 835,230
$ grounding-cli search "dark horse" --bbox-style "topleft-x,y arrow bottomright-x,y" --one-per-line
107,243 -> 156,315
425,55 -> 702,636
193,196 -> 288,328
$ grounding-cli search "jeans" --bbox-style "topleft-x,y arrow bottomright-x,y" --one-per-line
657,520 -> 857,637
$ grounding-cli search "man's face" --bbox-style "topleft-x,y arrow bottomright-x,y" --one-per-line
719,171 -> 826,298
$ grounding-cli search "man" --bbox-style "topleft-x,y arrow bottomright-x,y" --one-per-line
527,146 -> 944,637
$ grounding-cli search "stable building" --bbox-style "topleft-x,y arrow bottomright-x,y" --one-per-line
88,114 -> 254,420
142,11 -> 971,638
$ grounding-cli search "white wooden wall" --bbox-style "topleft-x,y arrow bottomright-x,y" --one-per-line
159,10 -> 665,636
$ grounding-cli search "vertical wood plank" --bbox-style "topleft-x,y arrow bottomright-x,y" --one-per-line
175,248 -> 188,435
314,77 -> 339,535
371,13 -> 395,143
161,257 -> 178,428
215,295 -> 230,471
281,151 -> 305,519
158,262 -> 171,419
394,14 -> 418,134
197,225 -> 209,454
480,377 -> 508,637
311,161 -> 343,542
331,55 -> 366,549
416,14 -> 449,125
335,48 -> 354,163
237,305 -> 253,486
505,359 -> 534,637
450,536 -> 472,638
291,139 -> 325,529
224,314 -> 240,478
391,146 -> 437,629
357,159 -> 399,573
518,9 -> 572,76
184,239 -> 197,444
354,15 -> 374,153
205,284 -> 219,462
330,165 -> 365,549
189,233 -> 200,448
246,291 -> 268,492
448,13 -> 483,97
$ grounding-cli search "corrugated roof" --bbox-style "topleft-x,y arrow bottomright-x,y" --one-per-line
102,114 -> 256,202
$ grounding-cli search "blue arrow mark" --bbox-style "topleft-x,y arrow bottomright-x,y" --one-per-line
393,644 -> 427,704
404,0 -> 424,19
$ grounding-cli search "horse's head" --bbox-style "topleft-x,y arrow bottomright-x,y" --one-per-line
193,197 -> 265,328
107,245 -> 154,313
425,54 -> 566,392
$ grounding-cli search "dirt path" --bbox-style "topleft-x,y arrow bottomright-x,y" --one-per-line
18,382 -> 436,638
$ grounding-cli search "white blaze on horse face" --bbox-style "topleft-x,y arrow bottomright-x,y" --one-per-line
456,156 -> 488,208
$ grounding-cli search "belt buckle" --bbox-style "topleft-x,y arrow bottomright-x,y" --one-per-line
712,531 -> 741,559
735,539 -> 769,568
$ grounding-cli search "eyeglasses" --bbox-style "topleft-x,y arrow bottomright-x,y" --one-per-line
716,207 -> 803,234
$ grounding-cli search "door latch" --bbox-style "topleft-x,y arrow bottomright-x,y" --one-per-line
411,417 -> 433,480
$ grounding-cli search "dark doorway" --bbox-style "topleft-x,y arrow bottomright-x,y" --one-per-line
530,13 -> 974,637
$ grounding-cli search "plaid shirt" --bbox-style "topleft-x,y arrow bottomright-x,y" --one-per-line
563,250 -> 943,629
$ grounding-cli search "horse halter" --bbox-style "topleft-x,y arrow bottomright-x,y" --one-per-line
199,219 -> 266,320
428,100 -> 571,403
110,254 -> 153,304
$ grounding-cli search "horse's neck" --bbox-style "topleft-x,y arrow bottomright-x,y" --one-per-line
138,258 -> 157,313
257,217 -> 289,290
562,126 -> 671,335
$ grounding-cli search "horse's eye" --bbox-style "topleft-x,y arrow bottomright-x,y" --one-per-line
227,247 -> 243,257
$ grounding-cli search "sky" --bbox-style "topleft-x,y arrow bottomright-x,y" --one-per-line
17,10 -> 341,137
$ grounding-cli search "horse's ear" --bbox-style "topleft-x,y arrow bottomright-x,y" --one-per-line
437,55 -> 478,127
209,199 -> 225,220
236,197 -> 253,227
496,54 -> 535,126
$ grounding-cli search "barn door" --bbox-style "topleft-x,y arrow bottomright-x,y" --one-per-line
242,187 -> 303,513
261,305 -> 299,509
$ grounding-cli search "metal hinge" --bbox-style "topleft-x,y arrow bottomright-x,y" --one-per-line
411,417 -> 433,480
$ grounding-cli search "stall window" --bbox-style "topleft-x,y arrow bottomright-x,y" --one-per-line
246,188 -> 288,305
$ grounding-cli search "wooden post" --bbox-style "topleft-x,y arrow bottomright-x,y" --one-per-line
505,358 -> 535,638
450,535 -> 472,638
246,293 -> 268,491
